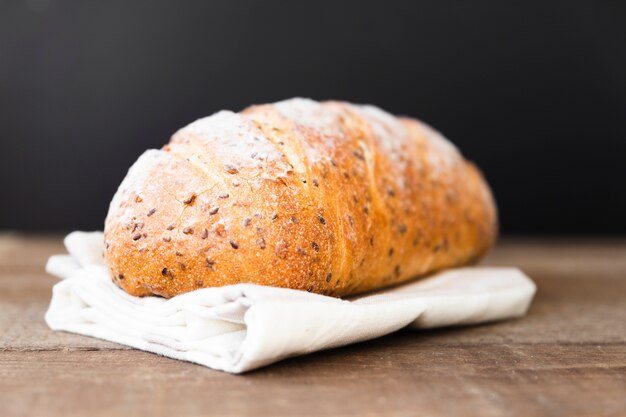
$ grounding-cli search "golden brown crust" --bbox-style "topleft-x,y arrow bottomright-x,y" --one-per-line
103,99 -> 497,298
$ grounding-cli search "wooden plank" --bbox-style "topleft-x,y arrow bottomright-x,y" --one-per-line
1,234 -> 625,416
1,344 -> 624,417
0,233 -> 65,270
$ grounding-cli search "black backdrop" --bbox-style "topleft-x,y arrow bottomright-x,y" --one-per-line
1,0 -> 625,234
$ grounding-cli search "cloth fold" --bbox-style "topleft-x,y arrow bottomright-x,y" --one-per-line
45,231 -> 536,373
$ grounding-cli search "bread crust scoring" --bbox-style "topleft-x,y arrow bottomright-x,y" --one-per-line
104,98 -> 497,298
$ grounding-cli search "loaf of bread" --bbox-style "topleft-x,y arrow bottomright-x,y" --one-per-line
103,98 -> 497,298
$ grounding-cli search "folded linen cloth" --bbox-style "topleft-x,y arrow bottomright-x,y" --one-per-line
45,231 -> 536,373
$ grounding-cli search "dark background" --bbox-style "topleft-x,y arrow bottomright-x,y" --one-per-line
1,0 -> 625,234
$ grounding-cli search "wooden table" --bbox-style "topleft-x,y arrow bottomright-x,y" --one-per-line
1,235 -> 625,417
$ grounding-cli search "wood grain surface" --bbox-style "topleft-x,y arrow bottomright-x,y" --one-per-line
1,234 -> 625,417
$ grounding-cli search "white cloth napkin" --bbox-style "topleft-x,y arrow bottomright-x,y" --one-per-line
45,231 -> 536,373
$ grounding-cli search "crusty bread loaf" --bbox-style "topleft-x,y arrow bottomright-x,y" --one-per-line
103,98 -> 497,298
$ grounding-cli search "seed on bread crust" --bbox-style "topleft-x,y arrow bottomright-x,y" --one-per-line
205,258 -> 215,270
224,163 -> 238,174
